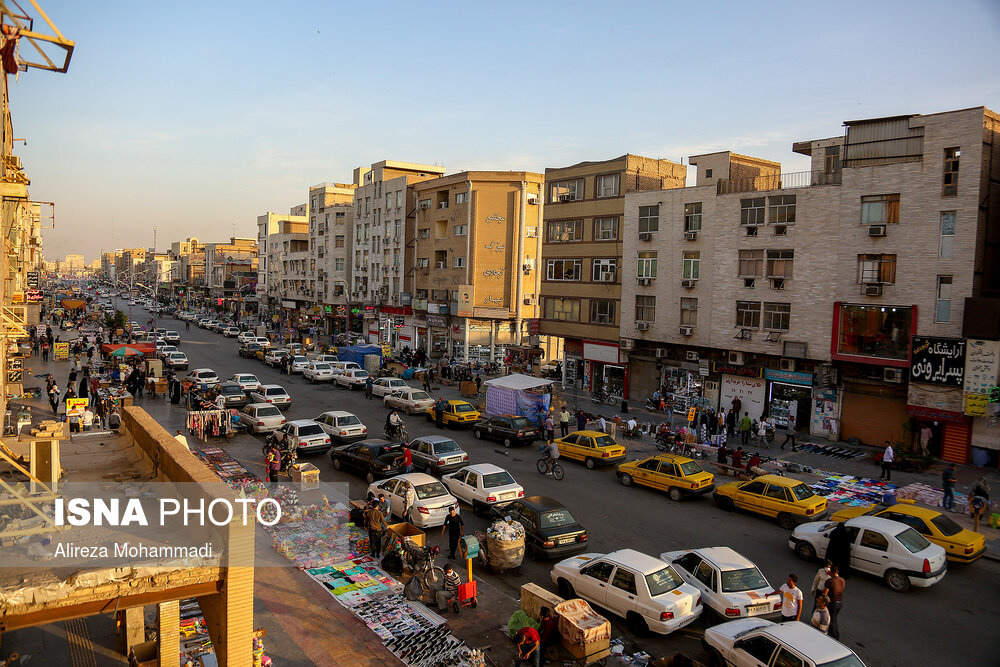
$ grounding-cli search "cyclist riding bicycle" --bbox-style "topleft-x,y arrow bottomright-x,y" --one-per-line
386,410 -> 405,439
543,438 -> 560,475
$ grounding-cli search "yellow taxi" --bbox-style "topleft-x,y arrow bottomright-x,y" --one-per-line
714,474 -> 828,529
830,500 -> 985,563
553,430 -> 627,469
255,346 -> 268,361
424,399 -> 482,428
616,453 -> 714,501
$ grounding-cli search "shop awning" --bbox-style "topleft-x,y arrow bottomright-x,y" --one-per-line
101,343 -> 156,356
484,373 -> 554,391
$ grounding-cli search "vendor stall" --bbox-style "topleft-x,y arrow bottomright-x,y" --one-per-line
484,374 -> 554,424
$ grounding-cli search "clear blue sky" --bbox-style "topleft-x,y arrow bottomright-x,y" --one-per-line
16,0 -> 1000,262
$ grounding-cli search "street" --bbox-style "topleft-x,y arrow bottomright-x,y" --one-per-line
132,304 -> 1000,667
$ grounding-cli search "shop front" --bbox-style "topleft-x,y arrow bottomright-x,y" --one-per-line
840,378 -> 908,447
426,313 -> 449,357
715,364 -> 765,421
963,339 -> 1000,468
659,360 -> 706,417
764,368 -> 814,430
582,340 -> 627,398
906,404 -> 971,464
810,387 -> 841,440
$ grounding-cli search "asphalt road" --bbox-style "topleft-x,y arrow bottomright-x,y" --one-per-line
125,301 -> 1000,667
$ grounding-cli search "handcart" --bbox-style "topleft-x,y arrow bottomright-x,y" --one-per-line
556,598 -> 611,666
474,527 -> 524,576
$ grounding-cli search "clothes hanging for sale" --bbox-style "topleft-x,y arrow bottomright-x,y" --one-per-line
186,409 -> 229,440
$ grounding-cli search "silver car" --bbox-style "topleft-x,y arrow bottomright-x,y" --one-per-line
241,403 -> 286,433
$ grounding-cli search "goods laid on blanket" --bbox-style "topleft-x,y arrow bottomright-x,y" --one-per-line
193,446 -> 259,486
809,475 -> 898,506
177,597 -> 271,667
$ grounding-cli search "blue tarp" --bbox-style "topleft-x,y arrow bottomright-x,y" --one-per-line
334,344 -> 383,366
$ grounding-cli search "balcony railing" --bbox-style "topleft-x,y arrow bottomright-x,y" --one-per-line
717,169 -> 841,195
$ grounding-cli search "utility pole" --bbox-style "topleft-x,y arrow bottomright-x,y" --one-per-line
152,226 -> 157,253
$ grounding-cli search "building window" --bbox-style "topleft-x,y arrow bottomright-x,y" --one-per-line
365,197 -> 371,213
544,298 -> 580,321
546,259 -> 581,281
453,256 -> 466,268
838,305 -> 912,359
684,203 -> 703,232
334,235 -> 345,248
418,198 -> 431,210
335,258 -> 345,271
635,295 -> 655,322
549,179 -> 584,203
943,148 -> 960,197
454,225 -> 468,236
766,249 -> 794,278
637,251 -> 657,278
595,173 -> 620,198
547,220 -> 583,242
416,289 -> 428,299
592,258 -> 617,282
418,228 -> 430,239
768,195 -> 796,224
825,146 -> 840,173
736,301 -> 761,328
593,217 -> 619,240
857,254 -> 897,284
393,249 -> 400,266
680,297 -> 697,326
763,302 -> 791,330
861,194 -> 900,225
741,198 -> 765,226
705,169 -> 713,178
940,212 -> 955,259
638,205 -> 660,233
385,193 -> 392,209
936,276 -> 952,322
590,300 -> 616,325
682,251 -> 700,280
455,192 -> 469,204
416,258 -> 430,269
335,211 -> 345,223
738,249 -> 764,277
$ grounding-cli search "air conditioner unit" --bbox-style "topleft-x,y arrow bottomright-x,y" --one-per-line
681,279 -> 696,288
636,278 -> 652,286
436,261 -> 446,269
883,367 -> 904,383
599,273 -> 615,282
779,358 -> 796,372
559,194 -> 573,202
636,321 -> 649,331
523,296 -> 536,306
639,232 -> 653,242
728,351 -> 745,365
525,226 -> 537,238
868,224 -> 887,237
864,283 -> 883,296
655,348 -> 667,358
418,202 -> 430,210
527,194 -> 538,205
438,201 -> 448,209
678,326 -> 694,336
619,338 -> 635,351
685,350 -> 699,362
684,231 -> 698,241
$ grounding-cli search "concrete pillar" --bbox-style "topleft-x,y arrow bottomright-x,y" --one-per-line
489,320 -> 496,362
198,520 -> 255,666
157,600 -> 180,667
123,605 -> 144,655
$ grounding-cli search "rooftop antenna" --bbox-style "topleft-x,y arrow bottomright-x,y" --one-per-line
152,226 -> 157,252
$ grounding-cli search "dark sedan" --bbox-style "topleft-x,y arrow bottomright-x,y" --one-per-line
239,342 -> 263,358
329,438 -> 406,484
490,495 -> 589,560
472,415 -> 542,448
217,381 -> 249,408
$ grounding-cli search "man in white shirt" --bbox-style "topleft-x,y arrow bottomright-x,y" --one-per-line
769,573 -> 803,623
598,415 -> 607,434
880,441 -> 894,481
175,430 -> 190,451
215,392 -> 227,412
81,408 -> 94,430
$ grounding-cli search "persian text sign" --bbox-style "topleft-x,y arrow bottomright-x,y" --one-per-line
910,337 -> 965,387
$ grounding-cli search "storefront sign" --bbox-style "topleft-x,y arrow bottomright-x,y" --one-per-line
426,314 -> 447,328
965,393 -> 990,417
764,369 -> 813,386
412,299 -> 428,311
26,289 -> 43,302
910,336 -> 965,387
281,300 -> 296,309
527,318 -> 540,336
457,285 -> 474,318
583,341 -> 621,364
400,292 -> 412,306
964,339 -> 999,396
712,363 -> 762,378
474,307 -> 511,319
54,343 -> 70,360
66,398 -> 89,415
905,404 -> 966,423
427,303 -> 449,315
26,271 -> 39,288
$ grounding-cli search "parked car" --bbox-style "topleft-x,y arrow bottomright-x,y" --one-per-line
371,377 -> 409,397
330,361 -> 363,376
184,368 -> 219,386
407,435 -> 469,475
490,496 -> 588,560
551,549 -> 702,635
163,330 -> 180,343
223,326 -> 241,337
237,331 -> 256,344
660,547 -> 781,622
228,373 -> 261,392
330,438 -> 405,484
367,473 -> 459,528
703,619 -> 868,667
789,516 -> 947,592
383,388 -> 435,414
264,349 -> 290,367
617,453 -> 715,501
442,463 -> 524,515
252,336 -> 271,347
269,419 -> 332,455
335,368 -> 370,390
239,342 -> 263,358
471,415 -> 541,448
714,474 -> 828,530
165,351 -> 189,370
249,384 -> 291,407
302,361 -> 336,383
287,342 -> 305,356
552,430 -> 627,469
241,403 -> 286,433
289,355 -> 309,373
158,345 -> 179,359
217,382 -> 250,408
315,410 -> 367,443
314,354 -> 338,363
423,400 -> 481,428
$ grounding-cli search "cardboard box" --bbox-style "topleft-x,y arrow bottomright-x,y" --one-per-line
520,582 -> 563,621
290,462 -> 319,490
388,522 -> 425,547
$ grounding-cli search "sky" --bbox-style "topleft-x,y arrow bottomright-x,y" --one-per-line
14,0 -> 1000,262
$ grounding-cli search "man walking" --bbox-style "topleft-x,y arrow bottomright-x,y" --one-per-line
434,398 -> 445,429
265,443 -> 281,489
403,482 -> 416,522
781,413 -> 797,451
544,412 -> 555,443
576,410 -> 587,432
365,500 -> 386,557
365,375 -> 374,400
441,506 -> 464,560
769,573 -> 803,623
879,441 -> 894,481
559,407 -> 570,437
824,566 -> 846,640
739,412 -> 752,445
598,415 -> 607,434
942,463 -> 958,511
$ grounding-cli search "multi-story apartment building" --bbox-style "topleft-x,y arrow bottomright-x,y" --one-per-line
541,154 -> 687,398
351,161 -> 446,316
620,106 -> 1000,464
256,211 -> 309,334
409,171 -> 544,361
308,183 -> 356,336
101,250 -> 122,281
257,213 -> 306,318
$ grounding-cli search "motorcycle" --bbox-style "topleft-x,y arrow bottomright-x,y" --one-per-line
263,437 -> 298,472
384,425 -> 408,441
645,397 -> 665,412
752,420 -> 776,446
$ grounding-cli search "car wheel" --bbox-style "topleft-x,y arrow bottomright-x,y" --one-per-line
668,487 -> 683,502
794,541 -> 816,561
585,457 -> 596,470
404,406 -> 411,415
556,578 -> 575,599
525,543 -> 539,561
717,496 -> 735,512
884,568 -> 910,593
620,473 -> 633,487
473,429 -> 482,439
707,648 -> 725,667
503,438 -> 513,449
365,471 -> 375,485
332,458 -> 342,471
626,611 -> 648,635
777,513 -> 796,531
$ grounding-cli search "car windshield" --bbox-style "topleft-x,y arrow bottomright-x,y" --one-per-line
895,527 -> 932,554
240,376 -> 258,383
293,356 -> 307,363
789,483 -> 816,501
511,417 -> 532,428
645,565 -> 685,597
354,371 -> 369,378
816,654 -> 866,667
414,481 -> 448,500
337,415 -> 361,426
411,391 -> 430,400
266,388 -> 287,396
930,513 -> 963,537
297,424 -> 324,437
256,407 -> 280,417
482,471 -> 516,488
314,364 -> 332,370
679,461 -> 705,476
721,566 -> 770,593
433,440 -> 461,453
221,386 -> 243,395
593,435 -> 618,448
539,509 -> 576,529
170,353 -> 185,359
454,403 -> 475,413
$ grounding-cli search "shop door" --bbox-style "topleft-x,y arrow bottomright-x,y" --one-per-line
629,358 -> 659,401
841,389 -> 908,446
604,365 -> 625,398
941,421 -> 971,464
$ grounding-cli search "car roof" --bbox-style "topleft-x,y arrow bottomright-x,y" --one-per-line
688,546 -> 757,571
320,410 -> 355,418
259,384 -> 286,391
455,463 -> 506,475
233,373 -> 257,378
219,382 -> 242,389
389,472 -> 440,485
192,368 -> 215,374
600,549 -> 671,576
447,400 -> 472,406
572,430 -> 611,437
288,419 -> 321,427
411,435 -> 459,444
650,452 -> 698,465
517,495 -> 567,511
874,503 -> 940,519
245,402 -> 280,411
845,516 -> 913,535
748,474 -> 804,488
757,622 -> 857,661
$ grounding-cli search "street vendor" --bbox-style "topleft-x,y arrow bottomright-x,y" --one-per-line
514,624 -> 541,667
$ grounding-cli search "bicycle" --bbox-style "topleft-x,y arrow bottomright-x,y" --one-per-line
591,390 -> 617,405
536,457 -> 565,481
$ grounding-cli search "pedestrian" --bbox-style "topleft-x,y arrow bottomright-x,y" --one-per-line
731,397 -> 742,419
435,563 -> 462,613
48,382 -> 60,413
68,368 -> 78,387
403,482 -> 416,522
365,501 -> 386,557
781,413 -> 797,451
824,565 -> 846,640
757,418 -> 769,448
559,407 -> 570,437
365,375 -> 373,399
919,424 -> 932,457
879,441 -> 894,481
41,341 -> 49,362
738,412 -> 752,445
434,398 -> 445,429
265,443 -> 281,488
576,410 -> 587,432
422,370 -> 431,392
514,624 -> 541,667
544,412 -> 555,442
441,506 -> 465,560
942,463 -> 957,511
725,409 -> 736,439
598,415 -> 607,434
811,595 -> 831,634
401,444 -> 413,474
769,573 -> 803,623
174,430 -> 190,451
377,493 -> 391,519
811,560 -> 832,611
475,374 -> 482,395
825,523 -> 852,577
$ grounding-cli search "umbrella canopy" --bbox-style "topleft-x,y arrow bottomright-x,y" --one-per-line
110,346 -> 143,357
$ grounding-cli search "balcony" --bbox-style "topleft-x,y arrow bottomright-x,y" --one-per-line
716,169 -> 841,195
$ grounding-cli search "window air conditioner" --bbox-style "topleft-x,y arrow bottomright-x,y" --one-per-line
619,338 -> 635,350
684,231 -> 698,241
636,321 -> 649,331
436,261 -> 446,269
685,350 -> 699,362
639,232 -> 653,241
655,348 -> 667,358
418,202 -> 429,210
523,296 -> 536,306
525,226 -> 537,237
868,225 -> 887,237
678,326 -> 694,336
728,351 -> 744,365
883,367 -> 904,383
527,195 -> 538,205
681,279 -> 696,288
864,283 -> 883,296
559,194 -> 573,202
636,278 -> 652,286
779,358 -> 796,372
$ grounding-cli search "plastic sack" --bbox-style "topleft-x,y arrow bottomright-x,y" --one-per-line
507,609 -> 539,637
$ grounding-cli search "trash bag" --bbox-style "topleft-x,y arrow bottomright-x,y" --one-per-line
381,552 -> 404,577
403,575 -> 424,601
507,609 -> 539,636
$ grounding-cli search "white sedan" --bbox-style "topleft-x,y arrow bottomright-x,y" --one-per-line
289,355 -> 310,373
789,515 -> 947,592
383,388 -> 435,414
314,410 -> 367,443
302,361 -> 336,383
660,547 -> 781,622
241,403 -> 286,433
372,377 -> 409,397
228,373 -> 261,392
237,331 -> 256,344
367,473 -> 460,528
704,619 -> 867,667
335,368 -> 370,389
551,549 -> 702,635
249,384 -> 292,408
442,463 -> 524,515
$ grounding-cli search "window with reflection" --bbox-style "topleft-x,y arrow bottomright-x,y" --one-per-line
837,305 -> 912,360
